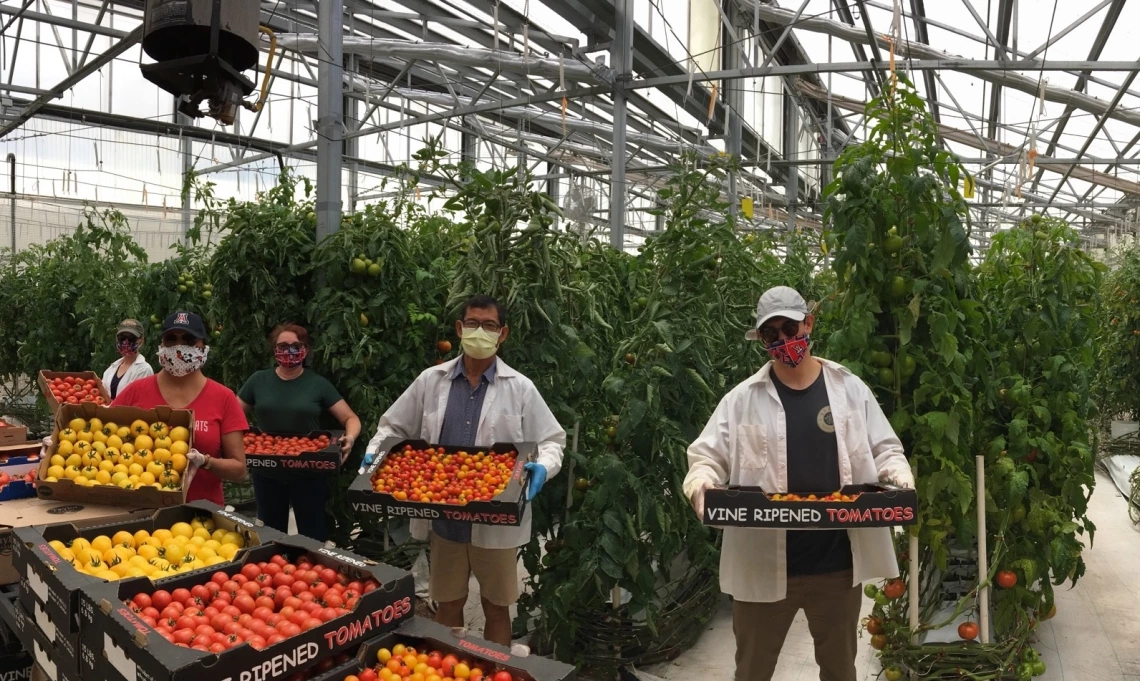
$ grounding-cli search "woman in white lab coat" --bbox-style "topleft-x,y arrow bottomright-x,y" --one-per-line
101,319 -> 154,399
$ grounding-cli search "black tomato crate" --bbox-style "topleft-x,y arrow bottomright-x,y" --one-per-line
76,535 -> 415,681
703,484 -> 918,529
348,439 -> 536,527
11,501 -> 281,669
311,616 -> 576,681
243,429 -> 345,478
0,590 -> 73,681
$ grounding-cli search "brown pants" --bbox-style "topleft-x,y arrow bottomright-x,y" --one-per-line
733,570 -> 862,681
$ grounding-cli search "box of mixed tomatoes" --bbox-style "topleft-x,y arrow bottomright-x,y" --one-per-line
37,372 -> 110,413
12,500 -> 280,672
348,439 -> 536,527
76,535 -> 415,681
312,616 -> 575,681
243,429 -> 345,477
703,484 -> 917,529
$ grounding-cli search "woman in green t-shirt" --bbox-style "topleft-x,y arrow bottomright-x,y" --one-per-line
238,323 -> 361,540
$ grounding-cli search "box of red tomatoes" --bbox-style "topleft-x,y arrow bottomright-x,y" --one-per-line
37,371 -> 110,414
703,484 -> 918,529
243,429 -> 345,478
311,617 -> 575,681
74,534 -> 415,681
12,500 -> 281,671
348,439 -> 536,527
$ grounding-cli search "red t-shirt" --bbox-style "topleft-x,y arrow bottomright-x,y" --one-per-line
112,376 -> 248,505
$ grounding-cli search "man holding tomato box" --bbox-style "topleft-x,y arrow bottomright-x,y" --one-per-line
364,295 -> 565,646
684,286 -> 914,681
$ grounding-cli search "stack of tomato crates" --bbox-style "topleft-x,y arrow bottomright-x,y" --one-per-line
0,432 -> 578,681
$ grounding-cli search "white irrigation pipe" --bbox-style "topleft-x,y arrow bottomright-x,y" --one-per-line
976,455 -> 990,644
908,463 -> 920,645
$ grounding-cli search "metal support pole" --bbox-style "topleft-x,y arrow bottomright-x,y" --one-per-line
345,54 -> 360,214
784,90 -> 798,230
725,3 -> 744,217
461,119 -> 478,166
316,0 -> 344,241
7,153 -> 14,255
176,97 -> 192,235
609,0 -> 632,250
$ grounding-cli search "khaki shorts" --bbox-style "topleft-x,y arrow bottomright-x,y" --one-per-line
429,532 -> 520,607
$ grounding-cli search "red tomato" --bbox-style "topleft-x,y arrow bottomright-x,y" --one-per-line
265,633 -> 285,646
171,588 -> 192,604
233,596 -> 256,615
323,593 -> 344,609
494,673 -> 514,681
319,607 -> 339,622
208,642 -> 227,654
358,670 -> 377,681
151,590 -> 172,610
301,618 -> 323,631
253,606 -> 274,622
273,573 -> 295,589
290,581 -> 308,596
241,564 -> 262,581
176,616 -> 198,631
173,629 -> 194,646
132,593 -> 153,610
194,624 -> 216,638
319,568 -> 339,586
211,572 -> 229,586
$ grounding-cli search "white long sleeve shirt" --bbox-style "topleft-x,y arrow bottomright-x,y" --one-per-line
101,353 -> 154,399
683,358 -> 914,603
366,356 -> 566,550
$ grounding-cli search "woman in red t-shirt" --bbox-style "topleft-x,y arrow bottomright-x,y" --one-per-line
112,311 -> 247,505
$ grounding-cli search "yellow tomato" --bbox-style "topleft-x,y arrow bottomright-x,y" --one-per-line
169,426 -> 190,443
134,435 -> 154,451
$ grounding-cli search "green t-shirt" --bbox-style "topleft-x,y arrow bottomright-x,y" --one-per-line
238,368 -> 343,434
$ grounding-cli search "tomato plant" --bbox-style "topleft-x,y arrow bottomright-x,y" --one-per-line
1096,246 -> 1140,422
0,209 -> 147,392
822,76 -> 981,571
975,215 -> 1100,633
207,171 -> 317,388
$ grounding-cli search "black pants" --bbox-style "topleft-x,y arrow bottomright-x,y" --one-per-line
250,472 -> 331,541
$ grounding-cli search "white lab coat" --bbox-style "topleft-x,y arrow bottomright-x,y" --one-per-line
683,358 -> 914,603
101,353 -> 154,399
366,356 -> 566,549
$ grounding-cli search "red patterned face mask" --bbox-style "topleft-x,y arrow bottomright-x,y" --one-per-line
767,334 -> 811,368
275,345 -> 307,368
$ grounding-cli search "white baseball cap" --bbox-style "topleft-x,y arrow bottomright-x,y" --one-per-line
745,286 -> 810,341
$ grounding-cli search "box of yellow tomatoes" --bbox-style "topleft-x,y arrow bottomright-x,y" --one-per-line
38,403 -> 195,508
10,501 -> 280,677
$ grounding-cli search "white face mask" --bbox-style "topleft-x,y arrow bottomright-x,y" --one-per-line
460,327 -> 501,360
157,345 -> 209,377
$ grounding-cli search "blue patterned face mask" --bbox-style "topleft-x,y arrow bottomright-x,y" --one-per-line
274,343 -> 307,368
766,334 -> 811,368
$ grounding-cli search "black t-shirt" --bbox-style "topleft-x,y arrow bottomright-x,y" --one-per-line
772,370 -> 853,576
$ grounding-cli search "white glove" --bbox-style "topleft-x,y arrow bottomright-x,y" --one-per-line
689,479 -> 714,520
183,450 -> 208,490
879,470 -> 914,489
40,436 -> 54,458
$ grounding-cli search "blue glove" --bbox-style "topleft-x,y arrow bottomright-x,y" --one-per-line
524,462 -> 547,501
358,450 -> 376,475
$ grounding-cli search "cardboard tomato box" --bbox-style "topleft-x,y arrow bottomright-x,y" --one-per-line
0,451 -> 39,502
243,429 -> 345,478
0,424 -> 29,447
347,439 -> 535,527
0,497 -> 155,587
38,403 -> 194,508
0,592 -> 74,681
11,501 -> 281,671
76,535 -> 415,681
703,484 -> 918,528
37,372 -> 110,414
311,617 -> 576,681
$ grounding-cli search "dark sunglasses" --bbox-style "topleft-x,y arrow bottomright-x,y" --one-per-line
275,342 -> 305,352
117,335 -> 139,344
757,319 -> 802,344
161,333 -> 198,346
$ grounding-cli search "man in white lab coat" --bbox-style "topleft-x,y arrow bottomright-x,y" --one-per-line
365,295 -> 565,645
684,286 -> 914,681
